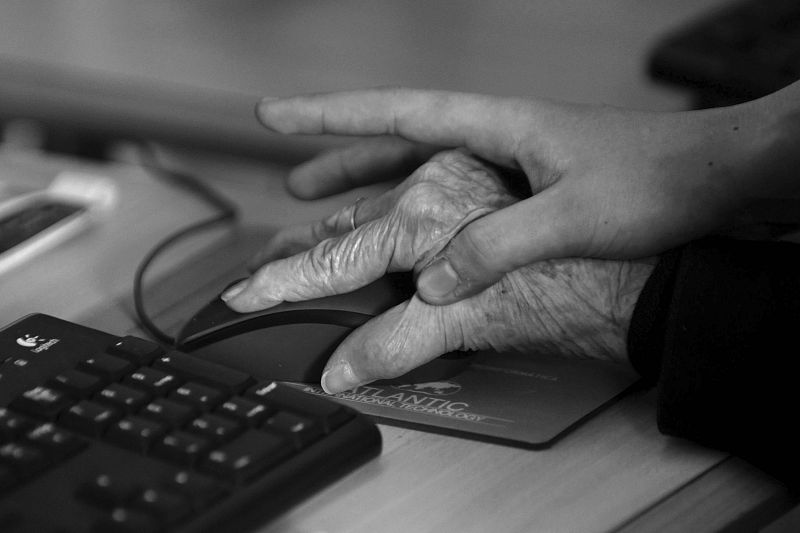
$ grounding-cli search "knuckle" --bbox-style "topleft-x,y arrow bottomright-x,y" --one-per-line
411,151 -> 501,196
396,181 -> 433,209
428,149 -> 471,168
412,158 -> 449,182
302,235 -> 364,289
303,240 -> 337,279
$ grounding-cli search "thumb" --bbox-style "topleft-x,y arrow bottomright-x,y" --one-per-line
416,188 -> 583,304
320,297 -> 446,393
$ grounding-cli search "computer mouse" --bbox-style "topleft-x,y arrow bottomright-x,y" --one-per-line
175,273 -> 472,384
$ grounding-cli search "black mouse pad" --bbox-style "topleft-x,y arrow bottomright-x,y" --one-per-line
285,351 -> 638,449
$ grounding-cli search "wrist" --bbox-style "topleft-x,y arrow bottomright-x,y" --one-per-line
715,82 -> 800,203
513,259 -> 655,366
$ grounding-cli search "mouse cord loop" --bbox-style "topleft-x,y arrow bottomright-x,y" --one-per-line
132,144 -> 239,346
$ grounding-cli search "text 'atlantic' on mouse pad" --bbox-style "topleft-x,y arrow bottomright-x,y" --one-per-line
286,350 -> 638,449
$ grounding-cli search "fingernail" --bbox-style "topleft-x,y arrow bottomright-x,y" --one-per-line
418,258 -> 459,298
220,280 -> 247,302
254,97 -> 279,123
321,362 -> 361,394
257,96 -> 278,112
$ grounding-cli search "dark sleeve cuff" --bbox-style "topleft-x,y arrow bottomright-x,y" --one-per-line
628,237 -> 800,487
626,248 -> 682,384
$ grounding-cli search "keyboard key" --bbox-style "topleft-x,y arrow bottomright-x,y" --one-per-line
10,386 -> 74,420
264,410 -> 323,449
153,352 -> 253,394
130,487 -> 192,525
92,507 -> 161,533
0,408 -> 36,443
106,336 -> 164,365
78,354 -> 134,381
153,431 -> 212,466
24,423 -> 86,461
169,382 -> 225,411
201,430 -> 293,483
77,474 -> 140,508
107,416 -> 168,453
140,399 -> 196,428
247,382 -> 352,432
165,470 -> 226,509
95,383 -> 151,414
59,401 -> 122,437
48,369 -> 106,398
123,368 -> 179,395
187,414 -> 242,444
0,442 -> 48,478
215,396 -> 271,427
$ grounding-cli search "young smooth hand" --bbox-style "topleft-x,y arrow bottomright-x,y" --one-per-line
223,151 -> 653,393
253,85 -> 799,304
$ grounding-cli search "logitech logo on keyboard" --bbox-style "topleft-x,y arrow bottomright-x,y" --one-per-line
16,334 -> 59,353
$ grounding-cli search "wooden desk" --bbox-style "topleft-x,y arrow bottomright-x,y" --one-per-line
0,149 -> 791,532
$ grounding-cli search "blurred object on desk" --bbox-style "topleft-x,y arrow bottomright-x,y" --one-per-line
0,1 -> 730,162
0,171 -> 117,276
649,0 -> 800,108
0,56 -> 325,163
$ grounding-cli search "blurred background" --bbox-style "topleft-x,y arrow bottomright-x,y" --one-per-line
0,0 -> 796,162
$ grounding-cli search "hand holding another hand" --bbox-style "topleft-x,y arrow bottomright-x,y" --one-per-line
224,151 -> 653,393
252,87 -> 771,304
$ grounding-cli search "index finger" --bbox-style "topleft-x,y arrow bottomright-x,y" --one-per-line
222,219 -> 401,313
256,88 -> 533,166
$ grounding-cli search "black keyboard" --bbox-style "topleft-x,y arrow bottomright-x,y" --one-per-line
649,0 -> 800,108
0,314 -> 381,532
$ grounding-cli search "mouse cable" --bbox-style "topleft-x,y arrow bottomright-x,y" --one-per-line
131,143 -> 239,346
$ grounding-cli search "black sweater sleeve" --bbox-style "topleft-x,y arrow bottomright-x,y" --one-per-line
628,237 -> 800,488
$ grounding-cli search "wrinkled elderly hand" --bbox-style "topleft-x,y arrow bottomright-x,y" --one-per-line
253,86 -> 800,305
224,151 -> 653,393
